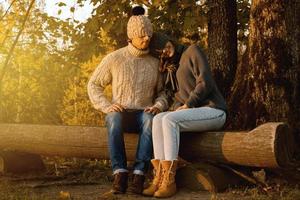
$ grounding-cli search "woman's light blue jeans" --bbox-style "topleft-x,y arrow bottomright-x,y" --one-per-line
152,107 -> 226,160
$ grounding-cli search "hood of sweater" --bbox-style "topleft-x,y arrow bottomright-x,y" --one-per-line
128,42 -> 149,57
149,32 -> 187,59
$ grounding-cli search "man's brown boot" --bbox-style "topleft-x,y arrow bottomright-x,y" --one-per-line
143,159 -> 162,196
154,160 -> 178,198
111,172 -> 128,194
127,174 -> 145,194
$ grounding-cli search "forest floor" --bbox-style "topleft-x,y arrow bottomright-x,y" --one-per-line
0,157 -> 300,200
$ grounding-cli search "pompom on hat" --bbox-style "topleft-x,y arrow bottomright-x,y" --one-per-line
127,6 -> 153,39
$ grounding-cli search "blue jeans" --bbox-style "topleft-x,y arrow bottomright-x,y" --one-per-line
105,110 -> 154,174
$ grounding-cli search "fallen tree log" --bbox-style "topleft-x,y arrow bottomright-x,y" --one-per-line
0,122 -> 296,168
176,162 -> 248,192
0,151 -> 45,173
179,122 -> 297,168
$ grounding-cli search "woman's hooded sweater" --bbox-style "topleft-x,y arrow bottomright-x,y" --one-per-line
175,44 -> 227,112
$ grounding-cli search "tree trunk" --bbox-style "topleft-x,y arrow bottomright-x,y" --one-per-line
285,1 -> 300,141
0,123 -> 296,168
207,0 -> 237,98
228,0 -> 299,132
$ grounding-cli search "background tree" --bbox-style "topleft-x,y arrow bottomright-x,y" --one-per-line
207,0 -> 237,98
60,56 -> 106,126
59,28 -> 116,126
68,0 -> 132,63
285,0 -> 300,138
228,0 -> 300,135
148,0 -> 208,46
0,1 -> 77,124
0,0 -> 35,84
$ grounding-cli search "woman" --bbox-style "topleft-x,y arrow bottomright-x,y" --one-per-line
144,40 -> 227,198
157,39 -> 182,105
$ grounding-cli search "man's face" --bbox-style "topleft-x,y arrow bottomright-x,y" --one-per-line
131,35 -> 151,50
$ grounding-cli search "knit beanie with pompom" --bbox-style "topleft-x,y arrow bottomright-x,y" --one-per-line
127,6 -> 153,39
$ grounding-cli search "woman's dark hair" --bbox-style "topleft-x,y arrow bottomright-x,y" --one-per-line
161,40 -> 181,67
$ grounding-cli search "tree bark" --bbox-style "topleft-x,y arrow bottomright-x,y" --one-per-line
0,123 -> 296,168
228,0 -> 299,132
207,0 -> 237,98
285,1 -> 300,139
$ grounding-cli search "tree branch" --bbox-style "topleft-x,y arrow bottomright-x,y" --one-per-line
0,0 -> 35,84
0,0 -> 17,22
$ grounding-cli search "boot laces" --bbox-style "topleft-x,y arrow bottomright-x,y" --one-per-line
152,162 -> 162,185
160,162 -> 175,187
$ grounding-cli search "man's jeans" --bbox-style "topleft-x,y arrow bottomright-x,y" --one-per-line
105,110 -> 154,175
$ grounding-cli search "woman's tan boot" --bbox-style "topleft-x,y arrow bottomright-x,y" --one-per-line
154,160 -> 178,198
143,159 -> 162,196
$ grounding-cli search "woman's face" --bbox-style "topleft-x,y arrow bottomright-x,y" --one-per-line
162,41 -> 175,58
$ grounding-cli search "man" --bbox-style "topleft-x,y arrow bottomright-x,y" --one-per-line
87,7 -> 168,195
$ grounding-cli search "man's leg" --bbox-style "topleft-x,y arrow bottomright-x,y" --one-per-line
105,112 -> 128,194
134,111 -> 154,173
128,111 -> 154,194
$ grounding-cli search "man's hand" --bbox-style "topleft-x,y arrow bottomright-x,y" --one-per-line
108,103 -> 125,112
144,106 -> 161,115
176,104 -> 188,111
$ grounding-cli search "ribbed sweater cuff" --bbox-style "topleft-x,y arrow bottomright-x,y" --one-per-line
153,102 -> 164,112
95,102 -> 112,114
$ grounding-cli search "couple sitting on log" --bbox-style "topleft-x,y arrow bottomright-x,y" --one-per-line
87,6 -> 227,198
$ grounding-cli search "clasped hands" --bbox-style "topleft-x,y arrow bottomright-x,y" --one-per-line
107,103 -> 161,115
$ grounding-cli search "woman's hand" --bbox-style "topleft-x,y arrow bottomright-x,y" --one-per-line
144,106 -> 161,115
176,104 -> 188,111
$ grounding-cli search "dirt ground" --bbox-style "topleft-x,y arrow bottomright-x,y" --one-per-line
0,175 -> 249,200
0,157 -> 299,200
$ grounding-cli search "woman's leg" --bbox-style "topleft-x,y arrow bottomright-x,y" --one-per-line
143,112 -> 170,196
161,107 -> 226,160
152,112 -> 170,160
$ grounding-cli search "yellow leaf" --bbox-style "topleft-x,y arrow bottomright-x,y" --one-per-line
59,191 -> 71,199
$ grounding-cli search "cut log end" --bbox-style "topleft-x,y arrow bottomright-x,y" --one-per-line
0,151 -> 45,174
274,123 -> 296,168
176,162 -> 248,192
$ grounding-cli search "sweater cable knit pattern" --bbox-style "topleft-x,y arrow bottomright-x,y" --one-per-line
87,43 -> 168,113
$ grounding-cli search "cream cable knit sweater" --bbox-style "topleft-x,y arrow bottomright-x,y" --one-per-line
87,43 -> 168,114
